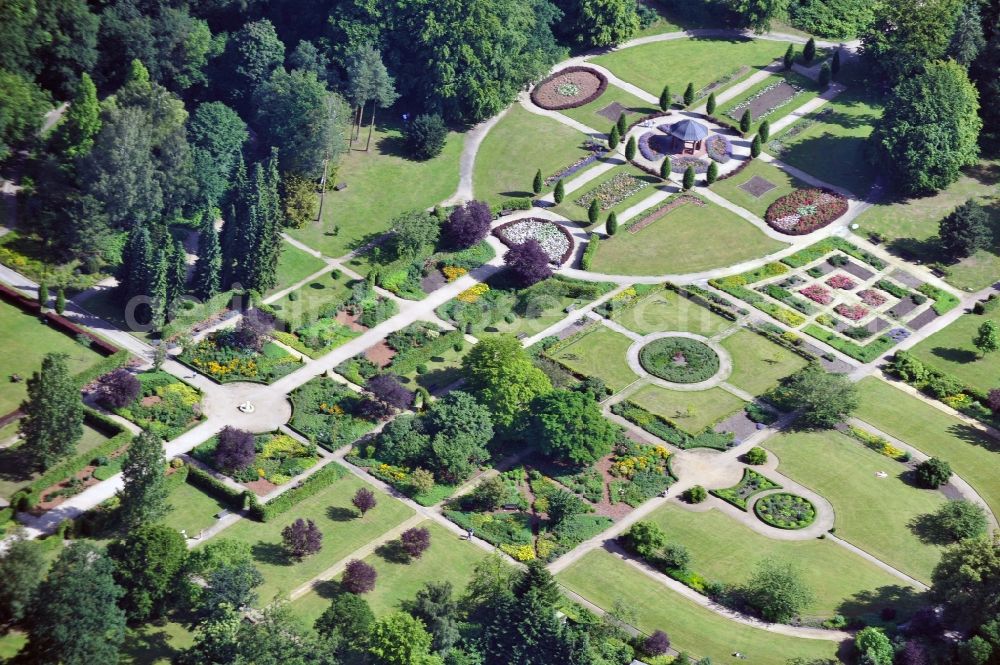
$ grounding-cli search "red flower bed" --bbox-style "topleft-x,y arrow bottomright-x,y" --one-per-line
799,284 -> 832,305
530,67 -> 608,110
764,188 -> 848,235
835,303 -> 869,321
858,289 -> 887,307
825,274 -> 856,290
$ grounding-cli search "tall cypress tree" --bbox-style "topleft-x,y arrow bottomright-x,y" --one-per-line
149,249 -> 169,331
221,157 -> 250,286
254,152 -> 284,293
117,226 -> 153,305
167,239 -> 187,308
117,430 -> 170,530
193,221 -> 222,300
55,72 -> 101,160
20,353 -> 84,470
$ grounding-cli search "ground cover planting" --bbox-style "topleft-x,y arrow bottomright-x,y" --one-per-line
720,329 -> 809,395
639,336 -> 720,383
114,370 -> 202,440
713,159 -> 808,218
180,327 -> 301,384
191,431 -> 321,495
336,320 -> 466,389
710,468 -> 781,510
628,384 -> 745,434
719,70 -> 817,131
493,218 -> 573,263
611,399 -> 734,450
289,377 -> 379,451
551,165 -> 661,225
606,437 -> 675,506
544,324 -> 639,391
610,285 -> 732,337
588,196 -> 787,275
754,492 -> 816,529
557,550 -> 841,664
766,428 -> 949,582
765,188 -> 849,235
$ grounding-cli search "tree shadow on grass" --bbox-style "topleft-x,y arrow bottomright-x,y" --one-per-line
929,346 -> 977,365
909,512 -> 955,546
885,236 -> 939,265
118,628 -> 177,665
251,541 -> 291,567
0,445 -> 34,483
374,539 -> 410,564
314,579 -> 343,600
326,506 -> 357,522
836,584 -> 924,624
946,422 -> 1000,453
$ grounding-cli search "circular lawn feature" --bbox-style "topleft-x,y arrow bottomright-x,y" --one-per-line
754,492 -> 816,530
639,337 -> 720,384
764,188 -> 848,235
530,66 -> 608,110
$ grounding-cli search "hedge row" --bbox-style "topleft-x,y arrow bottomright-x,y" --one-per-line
665,282 -> 741,321
74,349 -> 131,387
0,283 -> 122,357
247,463 -> 347,522
888,350 -> 994,424
580,233 -> 599,270
801,324 -> 896,363
780,238 -> 886,270
611,401 -> 733,450
917,283 -> 960,315
185,464 -> 250,512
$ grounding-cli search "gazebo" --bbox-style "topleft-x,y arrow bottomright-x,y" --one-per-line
668,119 -> 709,154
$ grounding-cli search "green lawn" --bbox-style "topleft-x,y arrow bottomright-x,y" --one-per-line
268,270 -> 356,330
767,86 -> 882,198
630,384 -> 744,433
119,620 -> 196,665
267,241 -> 328,297
721,329 -> 809,396
712,158 -> 810,218
0,299 -> 106,413
645,503 -> 924,620
717,70 -> 820,134
397,343 -> 471,394
591,37 -> 791,100
212,470 -> 414,606
558,550 -> 843,664
909,308 -> 1000,394
289,521 -> 491,627
0,630 -> 26,660
854,377 -> 1000,519
0,422 -> 113,500
556,85 -> 659,133
473,104 -> 593,206
546,325 -> 639,391
766,429 -> 948,583
287,118 -> 463,258
550,163 -> 666,227
613,288 -> 732,337
589,196 -> 787,275
855,160 -> 1000,292
161,481 -> 231,537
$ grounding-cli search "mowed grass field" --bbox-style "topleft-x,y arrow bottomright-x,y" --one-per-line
908,306 -> 1000,394
556,84 -> 660,132
473,104 -> 593,206
546,325 -> 639,391
612,288 -> 732,337
588,196 -> 787,275
289,520 -> 492,627
590,37 -> 791,100
0,299 -> 106,413
766,429 -> 948,583
557,550 -> 843,664
211,470 -> 414,606
629,384 -> 744,433
712,158 -> 809,219
644,503 -> 924,620
161,481 -> 232,537
854,378 -> 1000,519
288,118 -> 463,258
721,329 -> 809,396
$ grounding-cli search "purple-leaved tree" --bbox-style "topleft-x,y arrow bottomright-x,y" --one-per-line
281,518 -> 323,559
504,239 -> 552,287
95,369 -> 141,409
443,200 -> 492,249
342,559 -> 377,593
399,526 -> 431,559
365,374 -> 414,410
214,426 -> 256,471
644,630 -> 671,656
353,487 -> 377,517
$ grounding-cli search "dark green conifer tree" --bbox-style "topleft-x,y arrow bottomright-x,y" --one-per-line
682,165 -> 695,190
706,92 -> 717,116
20,353 -> 83,470
616,112 -> 627,136
167,239 -> 187,308
784,44 -> 795,70
659,84 -> 670,111
193,221 -> 222,300
683,82 -> 695,106
803,37 -> 817,64
532,169 -> 543,194
117,430 -> 170,531
117,226 -> 153,304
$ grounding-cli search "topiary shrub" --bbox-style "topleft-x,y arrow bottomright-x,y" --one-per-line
745,447 -> 768,465
685,485 -> 707,503
406,114 -> 448,160
915,457 -> 952,488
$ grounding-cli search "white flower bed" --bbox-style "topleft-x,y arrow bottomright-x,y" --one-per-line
726,80 -> 804,121
497,219 -> 571,263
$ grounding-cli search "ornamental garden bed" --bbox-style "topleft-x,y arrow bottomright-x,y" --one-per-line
639,337 -> 720,383
754,492 -> 816,529
765,188 -> 848,235
670,155 -> 709,174
337,321 -> 466,387
574,172 -> 651,210
781,238 -> 886,270
611,400 -> 734,450
638,131 -> 673,161
705,134 -> 733,164
493,218 -> 574,264
709,468 -> 781,510
191,431 -> 321,496
545,143 -> 608,185
179,328 -> 301,384
114,370 -> 203,440
726,80 -> 804,123
626,194 -> 704,234
288,378 -> 379,451
530,66 -> 608,110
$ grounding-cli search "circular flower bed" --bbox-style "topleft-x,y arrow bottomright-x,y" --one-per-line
638,132 -> 673,161
530,67 -> 608,110
754,493 -> 816,529
639,337 -> 720,383
765,188 -> 848,235
705,134 -> 732,164
493,218 -> 574,264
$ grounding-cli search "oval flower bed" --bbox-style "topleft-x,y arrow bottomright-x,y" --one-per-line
754,492 -> 816,529
705,134 -> 732,164
639,337 -> 719,383
765,188 -> 848,235
530,66 -> 608,110
493,218 -> 574,264
638,131 -> 673,161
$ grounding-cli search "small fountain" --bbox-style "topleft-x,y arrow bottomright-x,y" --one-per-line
238,400 -> 255,414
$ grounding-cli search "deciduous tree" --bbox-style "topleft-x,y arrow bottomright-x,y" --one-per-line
767,364 -> 859,428
400,526 -> 432,559
529,389 -> 617,465
353,487 -> 377,517
940,199 -> 990,258
282,518 -> 323,559
20,353 -> 83,470
108,524 -> 187,621
215,426 -> 255,472
406,113 -> 448,160
343,559 -> 377,593
0,531 -> 46,624
975,320 -> 1000,357
117,430 -> 170,530
463,335 -> 552,428
504,239 -> 552,287
443,200 -> 492,249
741,558 -> 814,622
368,612 -> 441,665
95,368 -> 141,410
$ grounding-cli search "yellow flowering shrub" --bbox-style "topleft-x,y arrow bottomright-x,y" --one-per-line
457,283 -> 489,303
261,434 -> 309,459
535,538 -> 556,559
442,266 -> 468,282
158,382 -> 201,407
500,543 -> 536,561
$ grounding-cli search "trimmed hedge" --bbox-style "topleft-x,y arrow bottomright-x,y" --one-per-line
185,464 -> 249,511
801,324 -> 896,363
247,462 -> 347,522
611,401 -> 733,450
780,238 -> 886,270
710,468 -> 782,511
917,283 -> 960,315
665,282 -> 741,321
74,349 -> 131,387
581,233 -> 600,270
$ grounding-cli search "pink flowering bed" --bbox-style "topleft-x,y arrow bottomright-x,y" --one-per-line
764,188 -> 849,235
800,284 -> 833,305
826,274 -> 856,290
858,289 -> 887,307
835,303 -> 869,321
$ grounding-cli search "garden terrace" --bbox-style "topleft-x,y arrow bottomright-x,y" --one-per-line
713,159 -> 810,218
611,400 -> 734,450
267,270 -> 362,358
543,324 -> 639,391
558,550 -> 842,665
213,470 -> 414,606
605,438 -> 675,508
628,384 -> 745,435
530,66 -> 608,110
191,432 -> 321,496
855,378 -> 1000,518
472,105 -> 599,206
608,285 -> 732,337
709,468 -> 782,510
179,329 -> 301,385
589,37 -> 792,101
288,520 -> 493,625
766,428 -> 949,583
587,195 -> 787,275
114,370 -> 203,440
641,503 -> 925,622
289,377 -> 379,451
287,117 -> 463,258
337,321 -> 467,385
493,218 -> 574,264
